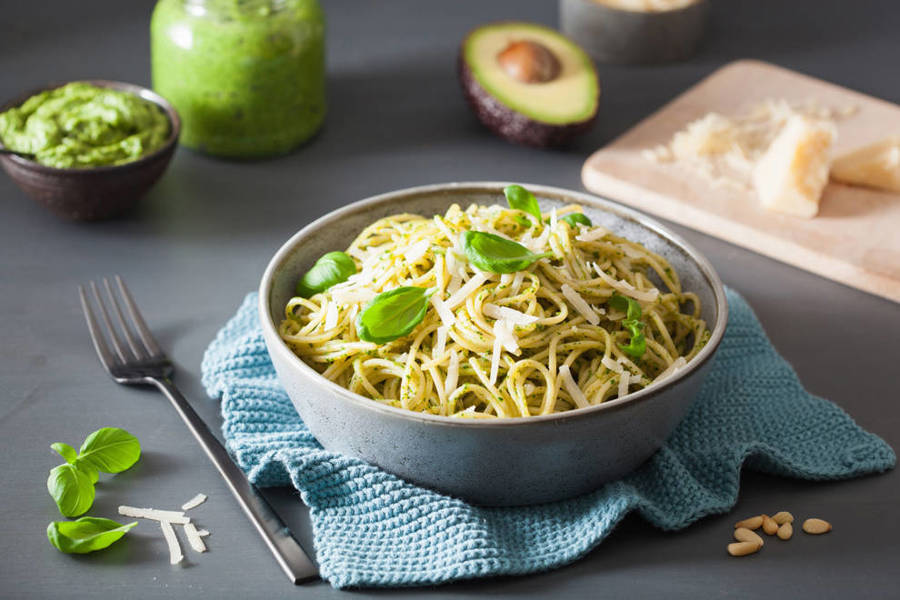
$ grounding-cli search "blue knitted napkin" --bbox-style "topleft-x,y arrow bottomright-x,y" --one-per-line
201,288 -> 894,589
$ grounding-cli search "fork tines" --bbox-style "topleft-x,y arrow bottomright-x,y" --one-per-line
79,276 -> 164,371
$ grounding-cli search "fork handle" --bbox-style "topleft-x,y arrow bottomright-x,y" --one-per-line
150,377 -> 318,584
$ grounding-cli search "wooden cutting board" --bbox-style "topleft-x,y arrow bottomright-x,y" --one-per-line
582,59 -> 900,304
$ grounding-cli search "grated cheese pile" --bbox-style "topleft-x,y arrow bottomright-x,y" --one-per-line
643,99 -> 856,192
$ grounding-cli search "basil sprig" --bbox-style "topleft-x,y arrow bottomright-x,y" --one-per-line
608,293 -> 646,359
357,286 -> 432,344
47,427 -> 141,517
504,184 -> 542,221
462,231 -> 552,274
560,213 -> 592,228
47,517 -> 137,554
296,251 -> 357,298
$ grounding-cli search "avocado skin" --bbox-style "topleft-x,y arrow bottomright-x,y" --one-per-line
457,52 -> 598,148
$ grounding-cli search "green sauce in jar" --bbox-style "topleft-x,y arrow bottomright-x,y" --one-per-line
151,0 -> 325,158
0,82 -> 170,169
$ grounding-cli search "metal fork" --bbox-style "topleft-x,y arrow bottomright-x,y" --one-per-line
79,276 -> 318,584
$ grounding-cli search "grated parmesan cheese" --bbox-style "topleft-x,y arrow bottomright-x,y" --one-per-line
618,371 -> 631,399
489,326 -> 503,386
445,350 -> 460,396
558,365 -> 589,409
183,522 -> 207,553
118,506 -> 189,524
591,264 -> 660,302
445,272 -> 487,309
196,529 -> 210,537
330,286 -> 376,306
652,356 -> 687,385
561,284 -> 601,325
483,303 -> 539,326
160,520 -> 184,565
575,227 -> 611,243
433,326 -> 448,360
601,356 -> 623,373
645,98 -> 853,194
403,240 -> 430,263
181,493 -> 207,511
323,303 -> 339,330
493,319 -> 519,354
430,295 -> 456,327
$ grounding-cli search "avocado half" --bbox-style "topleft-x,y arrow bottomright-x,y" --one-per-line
458,22 -> 600,148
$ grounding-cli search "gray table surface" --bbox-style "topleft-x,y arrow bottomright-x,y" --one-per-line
2,1 -> 899,598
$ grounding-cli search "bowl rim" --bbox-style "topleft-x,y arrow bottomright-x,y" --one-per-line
258,181 -> 728,428
0,79 -> 181,173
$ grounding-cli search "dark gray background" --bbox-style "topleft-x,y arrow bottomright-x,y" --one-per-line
2,1 -> 898,598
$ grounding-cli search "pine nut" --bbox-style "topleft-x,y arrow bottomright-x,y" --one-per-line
734,515 -> 764,530
802,518 -> 832,534
777,522 -> 793,540
762,515 -> 778,535
772,511 -> 794,525
728,541 -> 761,556
734,527 -> 764,547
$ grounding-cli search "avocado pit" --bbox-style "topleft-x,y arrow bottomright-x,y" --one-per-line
497,40 -> 562,84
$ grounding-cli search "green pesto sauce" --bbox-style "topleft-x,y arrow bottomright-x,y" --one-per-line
150,0 -> 325,158
0,82 -> 169,169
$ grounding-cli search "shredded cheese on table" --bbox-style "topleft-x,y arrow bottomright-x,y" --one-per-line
181,493 -> 207,511
160,521 -> 184,565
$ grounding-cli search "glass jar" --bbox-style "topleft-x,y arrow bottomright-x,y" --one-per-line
150,0 -> 325,158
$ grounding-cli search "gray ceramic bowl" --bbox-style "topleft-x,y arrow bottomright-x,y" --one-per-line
259,182 -> 727,505
560,0 -> 709,65
0,80 -> 180,221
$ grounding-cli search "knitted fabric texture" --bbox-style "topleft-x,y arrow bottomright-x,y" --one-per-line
201,288 -> 894,589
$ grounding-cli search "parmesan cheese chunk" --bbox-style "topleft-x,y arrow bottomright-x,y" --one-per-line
753,115 -> 835,218
181,493 -> 207,511
184,522 -> 207,553
118,506 -> 190,524
830,136 -> 900,193
561,284 -> 601,325
160,521 -> 184,565
558,365 -> 589,409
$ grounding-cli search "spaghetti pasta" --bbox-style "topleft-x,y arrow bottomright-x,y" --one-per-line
279,200 -> 710,418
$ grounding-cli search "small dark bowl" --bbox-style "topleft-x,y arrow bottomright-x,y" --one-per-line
0,80 -> 180,221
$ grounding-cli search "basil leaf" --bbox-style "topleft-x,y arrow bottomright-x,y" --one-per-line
504,185 -> 542,221
75,459 -> 99,484
47,517 -> 137,554
357,287 -> 430,344
77,427 -> 141,474
462,231 -> 552,274
296,251 -> 357,298
609,294 -> 646,358
47,464 -> 95,517
560,213 -> 592,228
608,293 -> 641,321
51,442 -> 77,464
620,321 -> 646,359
